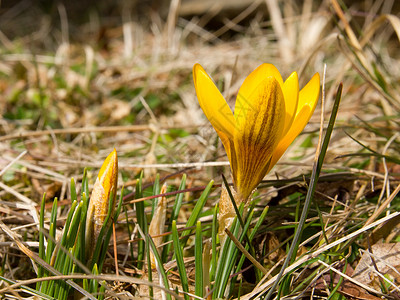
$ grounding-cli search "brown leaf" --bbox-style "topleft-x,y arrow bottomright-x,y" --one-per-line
352,242 -> 400,292
310,262 -> 380,300
31,178 -> 62,201
339,281 -> 382,300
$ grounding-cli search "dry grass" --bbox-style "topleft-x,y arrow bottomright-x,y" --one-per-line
0,0 -> 400,299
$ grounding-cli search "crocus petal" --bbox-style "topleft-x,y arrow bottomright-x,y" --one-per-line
97,149 -> 118,202
282,72 -> 299,135
233,77 -> 286,201
193,64 -> 236,159
268,72 -> 320,172
235,64 -> 284,120
91,149 -> 118,226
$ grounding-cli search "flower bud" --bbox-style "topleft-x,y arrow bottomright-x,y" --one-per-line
85,149 -> 118,258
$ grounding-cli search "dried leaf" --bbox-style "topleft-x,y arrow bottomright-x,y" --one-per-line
353,243 -> 400,292
149,184 -> 168,267
311,263 -> 380,300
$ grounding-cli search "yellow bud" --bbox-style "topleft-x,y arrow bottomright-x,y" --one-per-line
85,149 -> 118,259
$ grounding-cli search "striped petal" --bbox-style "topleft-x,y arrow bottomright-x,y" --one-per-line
282,72 -> 299,135
268,72 -> 320,172
233,76 -> 286,201
193,64 -> 236,159
235,64 -> 284,119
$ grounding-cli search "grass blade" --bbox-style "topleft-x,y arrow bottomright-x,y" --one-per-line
151,173 -> 160,217
78,191 -> 88,266
233,205 -> 269,285
221,174 -> 255,257
180,180 -> 213,246
264,83 -> 343,300
146,233 -> 172,300
194,221 -> 203,297
70,178 -> 77,202
135,172 -> 146,270
41,197 -> 58,294
210,205 -> 218,283
213,216 -> 240,298
172,220 -> 189,300
146,223 -> 154,299
37,193 -> 46,290
162,174 -> 186,262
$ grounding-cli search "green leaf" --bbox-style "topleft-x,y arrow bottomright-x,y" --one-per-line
195,221 -> 203,297
210,206 -> 218,283
180,180 -> 214,246
37,193 -> 46,291
135,172 -> 146,270
172,220 -> 189,300
70,178 -> 77,202
147,234 -> 172,300
162,174 -> 186,262
151,174 -> 160,218
264,83 -> 343,300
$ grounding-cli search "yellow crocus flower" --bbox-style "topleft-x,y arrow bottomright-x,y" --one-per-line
193,63 -> 320,202
86,149 -> 118,256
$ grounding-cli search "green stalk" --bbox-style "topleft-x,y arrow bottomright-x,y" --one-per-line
264,83 -> 343,300
57,248 -> 74,299
228,206 -> 255,297
42,197 -> 58,294
180,180 -> 213,247
233,205 -> 269,286
210,206 -> 218,283
135,173 -> 146,269
124,206 -> 135,262
146,223 -> 154,299
147,234 -> 172,300
90,264 -> 99,296
37,194 -> 46,290
213,217 -> 240,298
221,174 -> 255,257
172,220 -> 189,300
70,178 -> 77,201
151,173 -> 160,218
170,174 -> 187,222
78,191 -> 88,267
52,200 -> 79,279
98,281 -> 106,300
82,169 -> 89,198
194,221 -> 203,297
66,202 -> 82,249
162,174 -> 186,262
